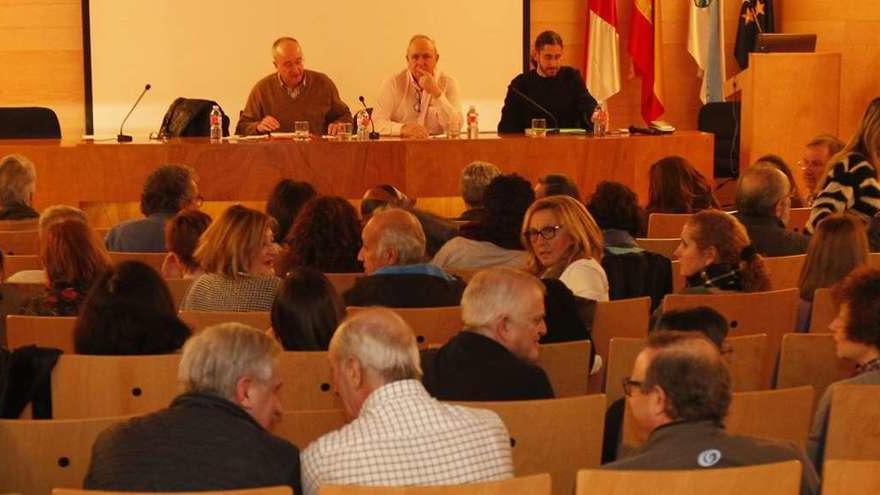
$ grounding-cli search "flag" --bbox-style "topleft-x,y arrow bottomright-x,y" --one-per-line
585,0 -> 621,103
628,0 -> 664,123
688,0 -> 726,103
734,0 -> 775,69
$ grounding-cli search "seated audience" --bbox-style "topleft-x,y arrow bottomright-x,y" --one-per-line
269,267 -> 345,350
800,134 -> 845,205
522,195 -> 609,301
755,154 -> 806,208
74,261 -> 191,355
105,164 -> 200,252
181,205 -> 280,312
344,208 -> 465,308
160,209 -> 212,279
534,174 -> 581,201
84,323 -> 300,491
278,196 -> 362,275
796,213 -> 869,331
6,204 -> 87,283
423,267 -> 554,401
458,161 -> 501,221
807,266 -> 880,472
586,181 -> 671,309
673,209 -> 770,293
0,153 -> 38,222
300,308 -> 512,495
20,219 -> 111,316
733,164 -> 809,256
604,332 -> 819,495
432,173 -> 533,270
807,97 -> 880,234
646,156 -> 719,215
265,179 -> 317,243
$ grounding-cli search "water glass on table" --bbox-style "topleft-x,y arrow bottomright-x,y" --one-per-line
294,121 -> 310,140
531,118 -> 547,138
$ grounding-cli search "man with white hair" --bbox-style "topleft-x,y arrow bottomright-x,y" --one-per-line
458,161 -> 501,221
423,267 -> 555,400
0,153 -> 38,221
344,207 -> 465,307
300,308 -> 513,495
84,323 -> 300,492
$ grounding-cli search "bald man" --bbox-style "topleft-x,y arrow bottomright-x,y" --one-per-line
733,163 -> 809,256
236,37 -> 352,136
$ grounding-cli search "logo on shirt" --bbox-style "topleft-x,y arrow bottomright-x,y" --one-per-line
697,449 -> 722,467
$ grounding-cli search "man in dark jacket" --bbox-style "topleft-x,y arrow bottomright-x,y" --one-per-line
84,323 -> 301,492
734,164 -> 809,256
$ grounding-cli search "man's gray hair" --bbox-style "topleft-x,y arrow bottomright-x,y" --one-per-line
329,307 -> 422,382
460,161 -> 501,207
178,322 -> 282,401
39,205 -> 87,232
735,164 -> 789,217
373,207 -> 426,265
462,267 -> 546,331
0,154 -> 36,206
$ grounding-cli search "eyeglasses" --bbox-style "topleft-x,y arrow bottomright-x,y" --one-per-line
524,225 -> 562,241
621,377 -> 644,397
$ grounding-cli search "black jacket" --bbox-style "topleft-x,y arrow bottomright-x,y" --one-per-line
343,273 -> 466,308
498,67 -> 598,133
733,212 -> 809,257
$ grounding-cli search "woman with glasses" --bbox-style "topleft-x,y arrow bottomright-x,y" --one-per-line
521,195 -> 609,301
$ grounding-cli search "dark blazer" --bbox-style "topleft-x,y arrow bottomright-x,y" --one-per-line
734,212 -> 809,257
343,273 -> 466,308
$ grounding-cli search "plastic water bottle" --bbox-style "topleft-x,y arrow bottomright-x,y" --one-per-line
466,106 -> 479,139
209,105 -> 222,141
357,110 -> 370,141
591,104 -> 608,137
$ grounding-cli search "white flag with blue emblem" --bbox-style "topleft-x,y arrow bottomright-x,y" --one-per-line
688,0 -> 726,103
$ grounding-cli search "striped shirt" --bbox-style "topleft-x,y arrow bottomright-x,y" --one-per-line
806,152 -> 880,233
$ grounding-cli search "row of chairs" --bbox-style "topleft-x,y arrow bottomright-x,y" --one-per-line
645,208 -> 812,238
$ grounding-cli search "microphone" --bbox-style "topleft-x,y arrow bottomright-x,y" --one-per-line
357,96 -> 380,140
508,85 -> 560,134
117,84 -> 151,143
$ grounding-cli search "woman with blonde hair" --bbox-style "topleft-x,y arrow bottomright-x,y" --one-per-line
181,204 -> 280,312
807,97 -> 880,233
521,195 -> 609,301
796,213 -> 869,331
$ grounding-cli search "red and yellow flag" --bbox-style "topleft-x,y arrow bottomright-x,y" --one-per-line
628,0 -> 665,123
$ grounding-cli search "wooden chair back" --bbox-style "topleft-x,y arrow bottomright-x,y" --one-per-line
763,254 -> 806,290
275,409 -> 348,448
670,260 -> 685,292
871,252 -> 880,269
51,354 -> 182,419
825,385 -> 880,461
634,237 -> 678,259
0,415 -> 130,495
537,340 -> 591,397
178,310 -> 271,333
786,207 -> 811,233
277,351 -> 342,410
821,460 -> 880,495
0,218 -> 39,231
6,315 -> 76,353
325,272 -> 361,295
575,460 -> 802,495
604,337 -> 646,404
54,488 -> 293,495
776,334 -> 855,400
592,297 -> 651,359
346,306 -> 463,348
725,333 -> 770,391
647,213 -> 692,238
809,288 -> 836,333
165,277 -> 194,309
319,474 -> 551,495
0,282 -> 46,345
459,395 -> 605,495
4,253 -> 41,278
107,251 -> 167,273
0,229 -> 39,254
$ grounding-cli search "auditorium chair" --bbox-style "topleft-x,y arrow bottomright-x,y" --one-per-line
3,254 -> 41,279
455,396 -> 605,495
54,488 -> 292,495
634,237 -> 679,259
0,106 -> 61,139
762,254 -> 806,290
537,340 -> 591,397
165,277 -> 194,309
822,460 -> 880,495
178,310 -> 270,333
0,229 -> 39,254
346,306 -> 463,349
591,297 -> 651,359
0,218 -> 38,231
809,288 -> 836,333
786,207 -> 812,233
319,474 -> 551,495
5,315 -> 76,353
324,272 -> 362,295
576,460 -> 801,495
0,415 -> 130,494
871,252 -> 880,269
277,351 -> 341,410
776,334 -> 855,400
107,251 -> 167,273
647,213 -> 692,238
824,384 -> 880,462
604,338 -> 646,405
0,282 -> 46,344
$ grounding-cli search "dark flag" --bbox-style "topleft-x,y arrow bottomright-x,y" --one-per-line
734,0 -> 775,69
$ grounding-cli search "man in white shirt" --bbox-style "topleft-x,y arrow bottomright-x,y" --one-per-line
372,35 -> 462,138
300,308 -> 513,495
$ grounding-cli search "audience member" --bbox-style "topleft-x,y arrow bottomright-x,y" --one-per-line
361,184 -> 458,257
535,173 -> 581,202
646,156 -> 719,215
423,267 -> 554,401
673,210 -> 770,293
278,196 -> 362,274
807,266 -> 880,473
20,219 -> 110,316
74,261 -> 191,355
265,179 -> 317,243
269,267 -> 345,351
801,134 -> 845,205
755,154 -> 806,208
300,308 -> 512,494
105,164 -> 200,252
604,332 -> 819,495
807,97 -> 880,233
181,205 -> 280,312
0,154 -> 38,222
6,204 -> 87,283
796,213 -> 869,331
84,323 -> 300,491
344,208 -> 465,307
160,209 -> 212,279
458,161 -> 501,221
734,164 -> 809,256
522,195 -> 609,301
433,174 -> 533,270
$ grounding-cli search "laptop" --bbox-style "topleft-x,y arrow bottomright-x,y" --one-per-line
754,33 -> 817,53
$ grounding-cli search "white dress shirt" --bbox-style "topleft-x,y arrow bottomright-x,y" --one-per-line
300,379 -> 513,495
373,69 -> 462,136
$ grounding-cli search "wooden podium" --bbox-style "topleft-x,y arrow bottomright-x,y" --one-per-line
724,52 -> 841,172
